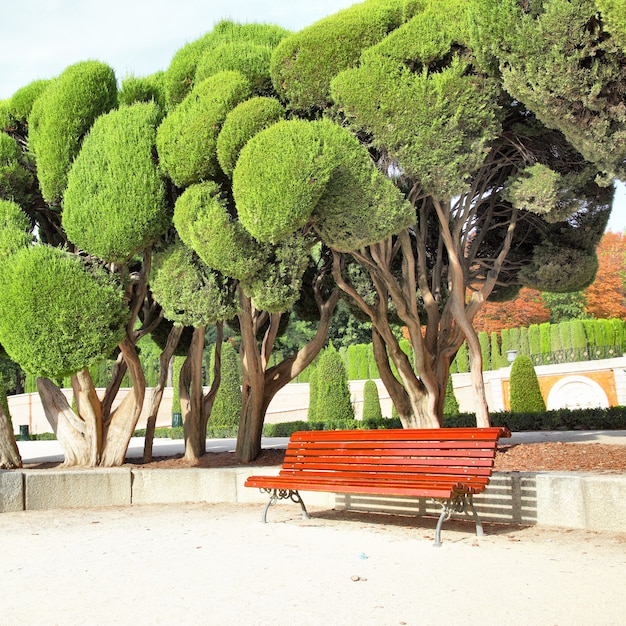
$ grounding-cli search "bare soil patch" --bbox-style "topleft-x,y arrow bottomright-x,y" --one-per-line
23,441 -> 626,472
128,441 -> 626,473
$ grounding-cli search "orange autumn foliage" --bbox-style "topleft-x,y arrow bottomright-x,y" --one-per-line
584,231 -> 626,319
473,287 -> 551,335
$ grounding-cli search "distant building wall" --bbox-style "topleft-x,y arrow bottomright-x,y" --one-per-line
9,357 -> 626,434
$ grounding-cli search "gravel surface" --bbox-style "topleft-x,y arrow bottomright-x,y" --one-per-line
2,502 -> 625,625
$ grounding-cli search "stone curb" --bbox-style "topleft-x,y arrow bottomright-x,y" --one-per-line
2,467 -> 625,533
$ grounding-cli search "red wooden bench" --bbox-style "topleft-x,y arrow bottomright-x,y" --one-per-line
245,426 -> 510,546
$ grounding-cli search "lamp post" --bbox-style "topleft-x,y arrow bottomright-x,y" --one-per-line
506,350 -> 518,364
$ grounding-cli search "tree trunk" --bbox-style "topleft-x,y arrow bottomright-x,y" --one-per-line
235,286 -> 340,463
143,325 -> 183,461
37,377 -> 96,467
99,339 -> 146,467
236,293 -> 267,463
0,393 -> 21,469
183,326 -> 207,462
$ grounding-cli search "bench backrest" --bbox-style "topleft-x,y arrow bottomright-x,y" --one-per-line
280,427 -> 510,486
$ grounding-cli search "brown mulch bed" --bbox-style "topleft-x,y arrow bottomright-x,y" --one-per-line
126,441 -> 626,473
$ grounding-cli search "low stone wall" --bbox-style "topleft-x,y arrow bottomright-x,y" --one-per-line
2,467 -> 625,533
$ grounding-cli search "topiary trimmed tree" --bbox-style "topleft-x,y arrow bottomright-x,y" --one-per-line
509,355 -> 546,413
443,376 -> 460,416
314,344 -> 354,423
209,341 -> 242,434
362,379 -> 383,422
28,61 -> 118,205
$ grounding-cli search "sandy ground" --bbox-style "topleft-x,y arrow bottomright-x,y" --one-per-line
1,502 -> 625,626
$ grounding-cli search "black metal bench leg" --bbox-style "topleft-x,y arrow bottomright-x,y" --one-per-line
260,489 -> 309,523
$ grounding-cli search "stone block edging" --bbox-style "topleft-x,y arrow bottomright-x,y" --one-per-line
2,468 -> 624,533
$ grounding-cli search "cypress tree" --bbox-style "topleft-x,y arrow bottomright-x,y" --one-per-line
509,355 -> 546,413
490,332 -> 503,369
528,324 -> 541,358
362,379 -> 383,422
315,344 -> 354,423
307,368 -> 318,422
357,344 -> 369,379
479,331 -> 490,371
209,341 -> 242,433
454,342 -> 469,373
443,376 -> 460,416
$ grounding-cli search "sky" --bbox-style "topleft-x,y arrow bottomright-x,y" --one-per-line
0,0 -> 624,231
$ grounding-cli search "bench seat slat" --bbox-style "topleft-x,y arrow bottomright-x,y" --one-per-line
286,445 -> 497,457
283,459 -> 493,475
287,441 -> 498,452
244,475 -> 463,498
289,427 -> 507,443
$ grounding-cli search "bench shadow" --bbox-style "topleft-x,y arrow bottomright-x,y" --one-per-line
303,507 -> 525,540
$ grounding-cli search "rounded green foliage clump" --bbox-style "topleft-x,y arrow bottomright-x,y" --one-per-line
233,117 -> 413,250
362,380 -> 383,421
217,97 -> 285,176
596,0 -> 626,51
314,344 -> 354,422
28,61 -> 118,205
310,120 -> 414,251
271,0 -> 408,110
150,241 -> 239,327
174,181 -> 265,281
156,71 -> 252,187
243,233 -> 312,313
509,355 -> 546,413
331,0 -> 502,197
118,72 -> 166,109
209,340 -> 242,432
0,246 -> 128,377
233,119 -> 337,242
519,244 -> 599,293
164,21 -> 289,109
63,102 -> 169,264
0,132 -> 34,207
0,100 -> 12,131
196,41 -> 273,94
8,79 -> 51,123
0,199 -> 32,261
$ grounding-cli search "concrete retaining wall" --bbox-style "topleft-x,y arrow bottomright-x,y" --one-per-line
1,467 -> 624,533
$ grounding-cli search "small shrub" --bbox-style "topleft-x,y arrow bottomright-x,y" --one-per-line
509,355 -> 546,413
362,380 -> 383,421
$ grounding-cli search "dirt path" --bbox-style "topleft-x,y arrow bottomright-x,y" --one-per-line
2,502 -> 625,625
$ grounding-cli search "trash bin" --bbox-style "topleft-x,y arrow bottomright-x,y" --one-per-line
19,425 -> 30,441
171,412 -> 183,428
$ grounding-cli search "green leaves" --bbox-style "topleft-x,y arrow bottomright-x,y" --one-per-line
150,242 -> 239,327
63,102 -> 169,264
233,118 -> 412,249
28,61 -> 118,205
0,246 -> 128,377
156,71 -> 252,187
